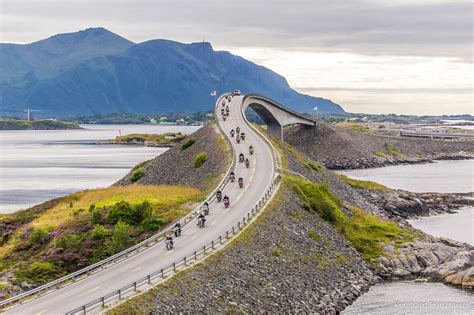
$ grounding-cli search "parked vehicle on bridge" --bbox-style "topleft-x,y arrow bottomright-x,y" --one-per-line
223,195 -> 230,208
249,145 -> 254,155
165,235 -> 174,250
238,177 -> 244,188
173,223 -> 181,237
245,158 -> 250,168
197,213 -> 206,228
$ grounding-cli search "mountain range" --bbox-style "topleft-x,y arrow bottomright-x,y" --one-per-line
0,28 -> 345,117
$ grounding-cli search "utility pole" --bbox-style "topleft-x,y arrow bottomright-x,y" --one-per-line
23,108 -> 42,121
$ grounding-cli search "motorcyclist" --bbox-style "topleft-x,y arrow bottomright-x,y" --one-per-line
221,108 -> 225,115
222,100 -> 225,107
173,222 -> 181,237
229,171 -> 235,182
223,195 -> 230,208
197,213 -> 206,228
230,129 -> 235,137
216,190 -> 222,202
165,235 -> 174,250
236,135 -> 241,143
236,126 -> 240,134
202,202 -> 209,215
223,115 -> 227,121
240,132 -> 245,140
238,177 -> 244,188
225,105 -> 229,113
249,145 -> 254,155
239,153 -> 244,163
245,158 -> 250,168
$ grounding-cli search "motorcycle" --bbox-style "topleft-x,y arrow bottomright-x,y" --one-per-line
230,130 -> 235,137
236,127 -> 240,134
245,159 -> 250,168
173,225 -> 181,237
197,217 -> 205,228
230,173 -> 235,182
236,137 -> 241,144
239,154 -> 245,163
223,198 -> 230,208
223,115 -> 227,121
165,238 -> 173,250
238,178 -> 244,188
249,147 -> 254,155
241,133 -> 245,140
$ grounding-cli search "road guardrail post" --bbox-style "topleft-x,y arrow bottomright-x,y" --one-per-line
101,297 -> 105,308
147,275 -> 151,284
212,240 -> 215,249
184,257 -> 187,266
194,251 -> 197,259
161,268 -> 164,278
173,262 -> 176,272
203,245 -> 206,255
118,289 -> 122,300
219,236 -> 222,244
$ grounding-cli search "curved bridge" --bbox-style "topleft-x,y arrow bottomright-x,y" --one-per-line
243,94 -> 317,140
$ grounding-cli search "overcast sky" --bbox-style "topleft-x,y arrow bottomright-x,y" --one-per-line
1,0 -> 472,115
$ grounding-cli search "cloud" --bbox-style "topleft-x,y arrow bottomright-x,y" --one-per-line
1,0 -> 472,60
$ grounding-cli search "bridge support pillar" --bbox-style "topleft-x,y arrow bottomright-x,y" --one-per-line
267,123 -> 283,140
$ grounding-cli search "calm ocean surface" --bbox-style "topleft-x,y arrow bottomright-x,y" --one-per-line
340,159 -> 473,314
0,124 -> 199,213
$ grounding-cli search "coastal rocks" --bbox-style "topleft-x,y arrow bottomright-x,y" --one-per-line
358,188 -> 473,218
376,236 -> 474,289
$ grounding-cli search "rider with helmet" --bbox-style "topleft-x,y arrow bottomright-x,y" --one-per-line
239,153 -> 245,163
229,171 -> 235,182
216,190 -> 222,202
238,177 -> 244,188
249,145 -> 254,155
240,132 -> 245,140
202,202 -> 209,215
230,129 -> 235,137
245,158 -> 250,168
223,195 -> 230,208
173,222 -> 181,237
197,212 -> 206,228
236,126 -> 240,134
165,235 -> 174,250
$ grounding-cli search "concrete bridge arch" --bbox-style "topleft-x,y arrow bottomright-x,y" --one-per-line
241,94 -> 317,140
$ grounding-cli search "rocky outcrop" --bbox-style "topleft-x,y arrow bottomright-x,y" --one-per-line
285,124 -> 474,170
376,235 -> 474,289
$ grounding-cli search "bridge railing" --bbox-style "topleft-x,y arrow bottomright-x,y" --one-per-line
0,94 -> 236,312
65,94 -> 281,314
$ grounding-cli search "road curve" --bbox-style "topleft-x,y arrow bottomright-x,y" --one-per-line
4,94 -> 276,314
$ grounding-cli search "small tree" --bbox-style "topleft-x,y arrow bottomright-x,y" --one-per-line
106,221 -> 131,254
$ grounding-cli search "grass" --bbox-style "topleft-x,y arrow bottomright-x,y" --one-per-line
30,185 -> 201,230
194,152 -> 208,168
181,139 -> 196,150
373,151 -> 386,157
307,230 -> 321,241
285,175 -> 414,260
307,161 -> 323,171
337,174 -> 389,192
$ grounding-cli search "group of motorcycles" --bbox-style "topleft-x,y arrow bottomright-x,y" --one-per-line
165,94 -> 255,251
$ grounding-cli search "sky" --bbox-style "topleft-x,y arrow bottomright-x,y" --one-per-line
1,0 -> 472,115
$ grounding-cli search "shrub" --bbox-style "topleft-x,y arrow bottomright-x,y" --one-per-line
91,224 -> 109,239
15,261 -> 65,285
139,218 -> 164,232
272,249 -> 281,257
337,174 -> 388,192
373,151 -> 386,157
194,152 -> 208,168
106,221 -> 131,254
30,228 -> 48,244
130,168 -> 145,182
57,233 -> 85,250
135,201 -> 153,223
91,208 -> 102,224
181,139 -> 195,150
307,230 -> 321,241
107,201 -> 136,225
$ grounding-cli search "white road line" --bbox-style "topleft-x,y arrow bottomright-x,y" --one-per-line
36,310 -> 47,315
79,286 -> 100,297
131,266 -> 142,273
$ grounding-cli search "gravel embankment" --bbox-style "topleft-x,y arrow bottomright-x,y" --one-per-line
115,123 -> 230,191
285,124 -> 474,169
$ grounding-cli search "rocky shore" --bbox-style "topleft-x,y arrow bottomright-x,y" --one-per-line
285,124 -> 474,170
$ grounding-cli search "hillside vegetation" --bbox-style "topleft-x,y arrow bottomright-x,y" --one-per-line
110,133 -> 187,147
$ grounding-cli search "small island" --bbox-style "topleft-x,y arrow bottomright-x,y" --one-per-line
0,119 -> 82,130
109,133 -> 187,147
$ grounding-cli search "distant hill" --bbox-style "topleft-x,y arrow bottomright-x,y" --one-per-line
0,28 -> 345,117
0,119 -> 81,130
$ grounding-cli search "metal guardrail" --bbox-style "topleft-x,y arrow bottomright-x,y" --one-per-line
0,94 -> 236,311
65,93 -> 281,314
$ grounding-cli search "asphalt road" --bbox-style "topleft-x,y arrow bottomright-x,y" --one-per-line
6,94 -> 275,314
